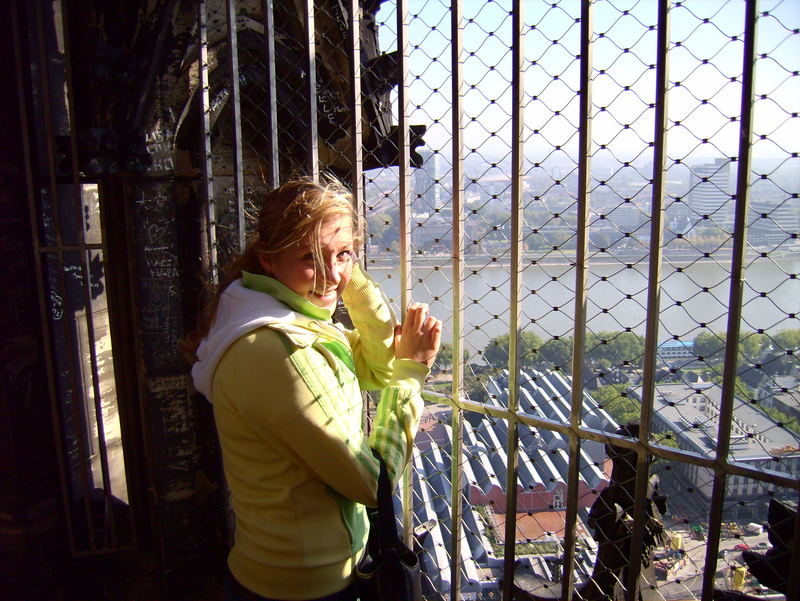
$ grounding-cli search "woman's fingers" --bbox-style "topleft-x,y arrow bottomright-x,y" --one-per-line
404,302 -> 428,333
395,303 -> 442,367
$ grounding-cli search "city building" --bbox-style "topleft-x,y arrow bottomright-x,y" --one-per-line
657,340 -> 695,360
748,197 -> 800,246
632,382 -> 800,522
408,368 -> 617,596
414,147 -> 442,214
687,158 -> 732,232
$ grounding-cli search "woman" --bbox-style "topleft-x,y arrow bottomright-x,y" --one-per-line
187,178 -> 441,601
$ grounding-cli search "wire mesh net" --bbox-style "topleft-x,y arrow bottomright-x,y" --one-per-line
197,0 -> 799,598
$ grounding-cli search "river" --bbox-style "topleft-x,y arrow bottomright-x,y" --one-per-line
365,255 -> 800,353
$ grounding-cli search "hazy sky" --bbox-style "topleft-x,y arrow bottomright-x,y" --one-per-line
375,0 -> 799,167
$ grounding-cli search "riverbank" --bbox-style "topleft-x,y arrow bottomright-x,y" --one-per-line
363,249 -> 799,270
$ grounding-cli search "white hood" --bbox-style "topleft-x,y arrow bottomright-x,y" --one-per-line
191,279 -> 306,402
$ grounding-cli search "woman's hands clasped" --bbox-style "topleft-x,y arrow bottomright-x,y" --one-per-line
394,303 -> 442,368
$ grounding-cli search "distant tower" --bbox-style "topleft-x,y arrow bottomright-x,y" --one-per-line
688,158 -> 732,230
414,148 -> 440,214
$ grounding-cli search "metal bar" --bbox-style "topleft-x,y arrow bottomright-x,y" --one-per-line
303,0 -> 319,181
120,179 -> 164,549
95,176 -> 141,551
225,0 -> 246,251
348,0 -> 363,209
199,0 -> 219,283
702,2 -> 758,599
624,0 -> 672,597
59,0 -> 119,547
33,0 -> 97,552
562,1 -> 593,599
397,0 -> 411,318
501,1 -> 524,598
12,0 -> 77,556
396,0 -> 413,549
788,493 -> 800,601
702,470 -> 729,601
449,0 -> 465,596
421,389 -> 800,488
260,0 -> 279,187
34,1 -> 63,249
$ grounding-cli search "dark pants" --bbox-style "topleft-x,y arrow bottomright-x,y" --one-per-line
223,570 -> 358,601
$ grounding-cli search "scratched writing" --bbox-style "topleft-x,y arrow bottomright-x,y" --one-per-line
150,375 -> 187,392
145,129 -> 175,174
50,290 -> 64,321
146,223 -> 168,245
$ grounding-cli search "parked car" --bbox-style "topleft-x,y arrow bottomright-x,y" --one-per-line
734,543 -> 750,551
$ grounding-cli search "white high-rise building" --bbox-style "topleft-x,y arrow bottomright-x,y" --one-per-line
413,148 -> 441,214
688,158 -> 732,230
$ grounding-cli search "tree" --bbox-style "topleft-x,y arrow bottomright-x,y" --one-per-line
586,331 -> 644,368
773,329 -> 800,352
653,432 -> 680,449
762,407 -> 800,435
482,332 -> 543,369
536,337 -> 573,372
433,343 -> 469,373
693,331 -> 726,362
738,332 -> 767,363
693,330 -> 778,367
436,343 -> 453,373
591,384 -> 640,425
464,372 -> 491,403
710,375 -> 755,400
769,329 -> 800,374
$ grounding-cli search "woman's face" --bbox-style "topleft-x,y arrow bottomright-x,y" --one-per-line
259,213 -> 355,310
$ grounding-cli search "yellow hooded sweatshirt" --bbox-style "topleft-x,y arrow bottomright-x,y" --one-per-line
191,265 -> 426,600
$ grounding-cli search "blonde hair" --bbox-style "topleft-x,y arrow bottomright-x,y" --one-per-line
182,176 -> 363,360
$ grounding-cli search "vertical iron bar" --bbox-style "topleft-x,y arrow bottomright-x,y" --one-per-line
348,0 -> 364,211
397,0 -> 411,318
12,0 -> 77,556
788,495 -> 800,601
261,0 -> 279,187
33,0 -> 97,551
564,1 -> 594,600
60,0 -> 119,547
396,0 -> 413,548
225,0 -> 246,251
501,1 -> 524,598
303,0 -> 319,181
625,0 -> 672,597
199,0 -> 219,283
701,2 -> 758,599
449,0 -> 465,596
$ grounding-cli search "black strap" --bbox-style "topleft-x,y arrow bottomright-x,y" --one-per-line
374,454 -> 402,552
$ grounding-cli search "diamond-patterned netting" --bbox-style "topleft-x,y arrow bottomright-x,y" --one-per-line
736,0 -> 800,469
196,0 -> 799,598
717,477 -> 795,596
581,1 -> 657,428
363,1 -> 799,599
650,0 -> 798,487
521,0 -> 583,417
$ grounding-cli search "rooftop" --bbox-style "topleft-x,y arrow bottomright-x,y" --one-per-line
635,382 -> 800,462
